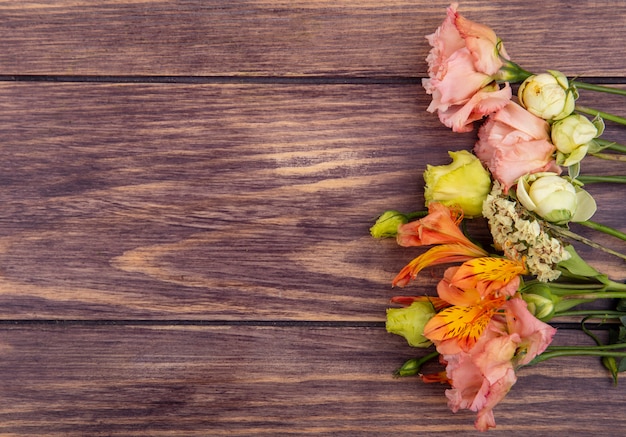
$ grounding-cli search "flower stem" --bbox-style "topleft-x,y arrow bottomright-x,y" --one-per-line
545,222 -> 626,261
578,220 -> 626,242
564,292 -> 626,300
572,80 -> 626,97
589,153 -> 626,162
394,351 -> 439,377
406,210 -> 428,220
529,349 -> 626,366
596,138 -> 626,154
553,309 -> 626,318
578,175 -> 626,184
576,105 -> 626,126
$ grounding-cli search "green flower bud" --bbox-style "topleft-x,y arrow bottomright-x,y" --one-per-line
552,114 -> 599,166
516,173 -> 596,224
423,150 -> 491,218
370,210 -> 409,238
518,70 -> 576,121
520,283 -> 559,321
386,301 -> 436,348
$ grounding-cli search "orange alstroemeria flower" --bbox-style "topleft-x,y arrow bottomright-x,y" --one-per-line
423,295 -> 506,353
396,202 -> 473,248
423,258 -> 526,353
449,257 -> 527,297
392,243 -> 488,287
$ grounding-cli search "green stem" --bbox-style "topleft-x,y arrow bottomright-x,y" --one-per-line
596,138 -> 626,154
406,210 -> 428,220
529,349 -> 626,365
572,80 -> 626,97
546,343 -> 626,351
589,153 -> 626,162
394,351 -> 439,377
563,292 -> 626,300
578,175 -> 626,184
554,309 -> 626,318
545,222 -> 626,261
576,105 -> 626,126
578,220 -> 626,242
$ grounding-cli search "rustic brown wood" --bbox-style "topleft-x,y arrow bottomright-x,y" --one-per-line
1,0 -> 626,435
0,325 -> 623,436
0,0 -> 624,77
0,83 -> 625,320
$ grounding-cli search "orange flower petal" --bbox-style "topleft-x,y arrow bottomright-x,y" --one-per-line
396,203 -> 473,247
392,243 -> 488,287
450,257 -> 526,297
423,297 -> 505,352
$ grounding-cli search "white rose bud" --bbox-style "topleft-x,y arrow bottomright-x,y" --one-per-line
551,114 -> 602,166
518,70 -> 577,121
516,173 -> 596,224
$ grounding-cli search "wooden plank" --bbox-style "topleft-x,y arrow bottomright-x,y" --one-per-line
0,0 -> 625,77
0,324 -> 623,436
0,82 -> 625,320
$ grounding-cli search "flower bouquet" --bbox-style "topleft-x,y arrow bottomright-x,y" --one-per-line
371,3 -> 626,431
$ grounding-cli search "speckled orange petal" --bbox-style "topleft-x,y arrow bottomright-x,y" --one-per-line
423,296 -> 505,352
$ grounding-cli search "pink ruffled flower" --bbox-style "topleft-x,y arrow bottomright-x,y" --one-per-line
423,3 -> 512,132
435,297 -> 556,431
443,319 -> 518,432
504,297 -> 557,366
474,101 -> 561,192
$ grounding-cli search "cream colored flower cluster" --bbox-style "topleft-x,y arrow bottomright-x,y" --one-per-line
482,183 -> 571,281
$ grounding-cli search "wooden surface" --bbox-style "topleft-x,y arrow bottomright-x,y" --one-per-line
1,1 -> 626,435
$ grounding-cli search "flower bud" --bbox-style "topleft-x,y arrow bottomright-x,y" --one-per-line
423,150 -> 492,218
520,283 -> 559,321
386,301 -> 436,348
518,70 -> 576,121
552,114 -> 600,166
370,210 -> 409,238
516,173 -> 597,224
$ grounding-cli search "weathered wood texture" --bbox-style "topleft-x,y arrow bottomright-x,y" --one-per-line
1,83 -> 625,320
2,1 -> 626,435
0,325 -> 624,437
0,0 -> 625,77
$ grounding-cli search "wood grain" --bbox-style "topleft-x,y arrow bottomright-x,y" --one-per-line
0,325 -> 623,436
1,1 -> 626,435
0,0 -> 624,77
1,82 -> 624,320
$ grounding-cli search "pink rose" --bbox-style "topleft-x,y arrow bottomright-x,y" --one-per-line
475,101 -> 561,192
423,3 -> 512,132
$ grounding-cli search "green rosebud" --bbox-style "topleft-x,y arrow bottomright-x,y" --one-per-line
370,210 -> 409,238
518,70 -> 577,121
516,173 -> 596,224
552,114 -> 601,166
423,150 -> 491,218
386,301 -> 435,348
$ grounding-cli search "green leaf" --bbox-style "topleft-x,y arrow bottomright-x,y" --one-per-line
603,356 -> 619,385
558,245 -> 609,284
